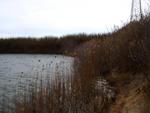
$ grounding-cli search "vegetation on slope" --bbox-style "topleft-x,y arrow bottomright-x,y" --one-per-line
2,13 -> 150,113
76,14 -> 150,78
73,14 -> 150,112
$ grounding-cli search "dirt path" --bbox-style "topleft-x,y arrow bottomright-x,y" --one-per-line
105,73 -> 150,113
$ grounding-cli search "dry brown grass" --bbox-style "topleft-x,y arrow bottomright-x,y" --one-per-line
9,70 -> 113,113
2,13 -> 150,113
75,14 -> 150,79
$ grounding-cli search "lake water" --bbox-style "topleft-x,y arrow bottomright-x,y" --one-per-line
0,54 -> 74,112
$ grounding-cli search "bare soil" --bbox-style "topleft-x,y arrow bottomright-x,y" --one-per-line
105,72 -> 150,113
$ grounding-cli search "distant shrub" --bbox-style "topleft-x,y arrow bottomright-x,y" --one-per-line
0,33 -> 106,54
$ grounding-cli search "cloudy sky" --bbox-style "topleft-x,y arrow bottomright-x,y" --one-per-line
0,0 -> 148,38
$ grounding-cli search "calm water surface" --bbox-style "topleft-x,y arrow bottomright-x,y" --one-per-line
0,54 -> 74,111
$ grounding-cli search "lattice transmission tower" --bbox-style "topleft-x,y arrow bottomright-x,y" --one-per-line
130,0 -> 143,21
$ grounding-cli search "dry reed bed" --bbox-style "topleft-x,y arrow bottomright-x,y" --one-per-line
2,13 -> 150,113
11,65 -> 116,113
75,15 -> 150,79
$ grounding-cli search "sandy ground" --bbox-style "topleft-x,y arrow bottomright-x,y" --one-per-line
105,72 -> 150,113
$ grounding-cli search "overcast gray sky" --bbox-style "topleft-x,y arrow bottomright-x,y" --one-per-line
0,0 -> 149,38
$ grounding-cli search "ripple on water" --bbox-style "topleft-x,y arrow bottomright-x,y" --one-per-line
0,54 -> 74,112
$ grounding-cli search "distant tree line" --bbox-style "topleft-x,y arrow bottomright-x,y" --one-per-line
0,33 -> 107,54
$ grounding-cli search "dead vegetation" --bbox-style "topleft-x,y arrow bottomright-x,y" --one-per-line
2,12 -> 150,113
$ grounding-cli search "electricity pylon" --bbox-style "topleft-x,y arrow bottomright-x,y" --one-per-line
130,0 -> 143,21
